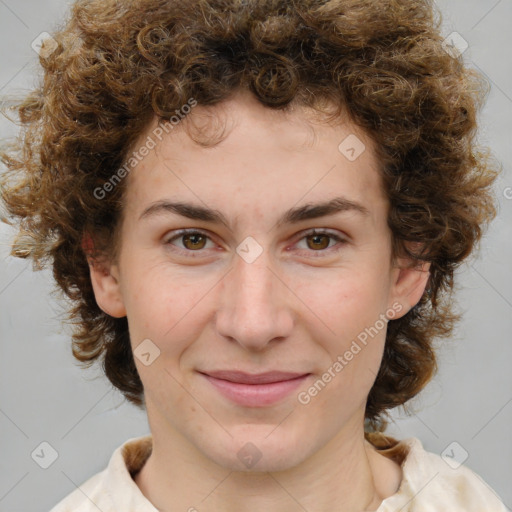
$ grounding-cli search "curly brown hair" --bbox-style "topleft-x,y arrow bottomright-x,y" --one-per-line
0,0 -> 499,438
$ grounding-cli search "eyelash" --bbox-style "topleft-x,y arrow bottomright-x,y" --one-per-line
164,228 -> 347,257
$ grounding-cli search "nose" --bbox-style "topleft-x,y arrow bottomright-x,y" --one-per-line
214,248 -> 294,352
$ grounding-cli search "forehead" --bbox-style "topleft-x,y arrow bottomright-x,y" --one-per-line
121,91 -> 386,221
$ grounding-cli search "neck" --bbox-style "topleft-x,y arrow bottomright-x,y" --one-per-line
134,410 -> 401,512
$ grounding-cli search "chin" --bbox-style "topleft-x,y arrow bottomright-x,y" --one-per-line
197,424 -> 314,473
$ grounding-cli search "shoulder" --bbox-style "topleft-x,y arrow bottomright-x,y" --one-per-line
376,437 -> 508,511
49,435 -> 154,512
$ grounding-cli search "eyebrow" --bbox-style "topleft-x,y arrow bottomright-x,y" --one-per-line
138,196 -> 370,228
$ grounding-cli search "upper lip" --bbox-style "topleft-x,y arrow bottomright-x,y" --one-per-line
200,370 -> 310,384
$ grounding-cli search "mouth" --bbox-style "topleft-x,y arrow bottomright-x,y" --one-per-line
198,370 -> 311,407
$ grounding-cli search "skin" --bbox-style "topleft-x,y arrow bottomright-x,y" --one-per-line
88,89 -> 430,512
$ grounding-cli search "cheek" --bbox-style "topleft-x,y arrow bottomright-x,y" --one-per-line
308,316 -> 387,417
121,260 -> 211,332
295,267 -> 391,340
293,267 -> 391,398
122,267 -> 232,402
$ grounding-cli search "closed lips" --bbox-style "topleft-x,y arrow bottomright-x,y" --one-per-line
199,371 -> 310,385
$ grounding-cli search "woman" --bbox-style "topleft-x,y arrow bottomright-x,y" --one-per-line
1,0 -> 506,510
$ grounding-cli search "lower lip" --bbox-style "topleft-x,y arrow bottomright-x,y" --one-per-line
201,373 -> 310,407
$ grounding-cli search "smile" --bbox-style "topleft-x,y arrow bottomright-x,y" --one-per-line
198,371 -> 311,407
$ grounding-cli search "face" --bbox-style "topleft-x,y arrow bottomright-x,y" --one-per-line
89,90 -> 428,472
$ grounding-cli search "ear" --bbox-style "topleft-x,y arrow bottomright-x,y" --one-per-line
87,257 -> 127,318
82,232 -> 126,318
388,258 -> 431,319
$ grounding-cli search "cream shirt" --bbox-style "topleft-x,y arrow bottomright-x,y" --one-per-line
49,435 -> 508,511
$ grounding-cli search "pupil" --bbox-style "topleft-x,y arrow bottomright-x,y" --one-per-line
185,234 -> 204,249
309,234 -> 328,250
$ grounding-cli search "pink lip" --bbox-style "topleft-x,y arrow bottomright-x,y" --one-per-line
199,371 -> 310,407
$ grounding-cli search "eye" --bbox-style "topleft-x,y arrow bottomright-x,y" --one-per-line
293,229 -> 347,255
164,229 -> 215,254
164,228 -> 347,258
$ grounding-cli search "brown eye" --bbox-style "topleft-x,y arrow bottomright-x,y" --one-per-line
306,233 -> 330,250
294,229 -> 347,256
182,233 -> 207,250
165,229 -> 214,254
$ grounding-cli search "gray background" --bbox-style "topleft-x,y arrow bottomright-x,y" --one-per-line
0,1 -> 511,511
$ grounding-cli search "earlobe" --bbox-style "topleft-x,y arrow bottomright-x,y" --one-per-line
87,258 -> 127,318
389,260 -> 431,318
